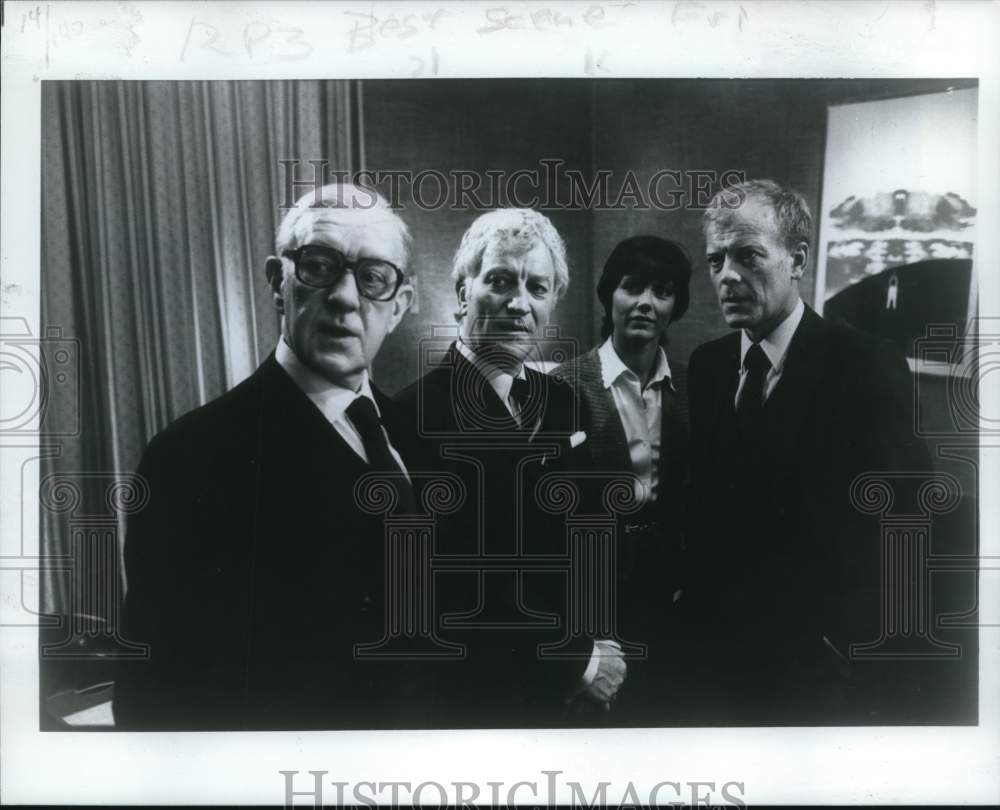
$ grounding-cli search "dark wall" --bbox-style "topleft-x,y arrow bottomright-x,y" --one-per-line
363,78 -> 971,391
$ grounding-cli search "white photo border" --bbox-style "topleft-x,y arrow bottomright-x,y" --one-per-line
2,0 -> 999,805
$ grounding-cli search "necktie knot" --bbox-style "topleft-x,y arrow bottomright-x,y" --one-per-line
509,376 -> 531,406
346,395 -> 382,438
744,343 -> 772,374
508,375 -> 535,427
346,395 -> 417,514
736,343 -> 771,433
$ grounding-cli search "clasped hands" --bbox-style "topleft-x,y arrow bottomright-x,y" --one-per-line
578,639 -> 626,711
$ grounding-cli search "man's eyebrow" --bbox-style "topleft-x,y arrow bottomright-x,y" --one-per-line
713,234 -> 761,249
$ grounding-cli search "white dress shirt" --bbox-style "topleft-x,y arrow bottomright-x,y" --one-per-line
735,297 -> 805,408
598,338 -> 672,507
275,338 -> 409,477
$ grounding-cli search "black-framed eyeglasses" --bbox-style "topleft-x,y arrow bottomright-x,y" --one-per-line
282,244 -> 405,302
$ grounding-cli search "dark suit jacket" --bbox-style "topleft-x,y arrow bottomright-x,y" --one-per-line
684,305 -> 931,724
393,344 -> 597,727
554,346 -> 692,723
113,354 -> 435,730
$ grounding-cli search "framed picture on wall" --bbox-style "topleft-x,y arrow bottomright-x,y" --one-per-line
815,86 -> 978,377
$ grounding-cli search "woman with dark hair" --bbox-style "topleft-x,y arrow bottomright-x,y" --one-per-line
556,234 -> 692,723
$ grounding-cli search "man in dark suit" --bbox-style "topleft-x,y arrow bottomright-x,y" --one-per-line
113,184 -> 427,730
684,179 -> 930,724
395,209 -> 626,727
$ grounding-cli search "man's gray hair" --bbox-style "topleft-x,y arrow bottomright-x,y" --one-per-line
275,183 -> 412,269
704,178 -> 813,250
451,208 -> 569,298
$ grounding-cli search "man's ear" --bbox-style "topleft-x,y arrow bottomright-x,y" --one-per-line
265,256 -> 285,315
790,241 -> 809,280
455,278 -> 469,319
388,283 -> 415,332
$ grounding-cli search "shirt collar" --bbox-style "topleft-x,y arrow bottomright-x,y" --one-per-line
740,297 -> 804,373
275,337 -> 380,421
455,338 -> 525,404
597,337 -> 673,391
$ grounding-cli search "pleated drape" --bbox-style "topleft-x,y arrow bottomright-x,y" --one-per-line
40,80 -> 360,616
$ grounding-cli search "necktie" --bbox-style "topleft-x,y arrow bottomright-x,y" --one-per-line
346,396 -> 417,514
736,343 -> 772,433
508,376 -> 533,428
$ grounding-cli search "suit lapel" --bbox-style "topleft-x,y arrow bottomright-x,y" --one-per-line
659,375 -> 687,492
577,349 -> 632,473
260,355 -> 414,489
710,334 -> 743,442
373,384 -> 414,468
255,356 -> 377,554
437,343 -> 584,444
259,354 -> 367,472
759,306 -> 827,457
531,367 -> 570,433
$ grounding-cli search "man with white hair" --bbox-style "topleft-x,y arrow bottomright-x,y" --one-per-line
114,184 -> 427,729
395,208 -> 627,727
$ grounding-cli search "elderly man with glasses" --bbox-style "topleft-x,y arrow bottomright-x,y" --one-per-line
113,184 -> 428,730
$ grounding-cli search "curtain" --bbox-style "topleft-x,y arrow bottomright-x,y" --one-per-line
40,80 -> 360,617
